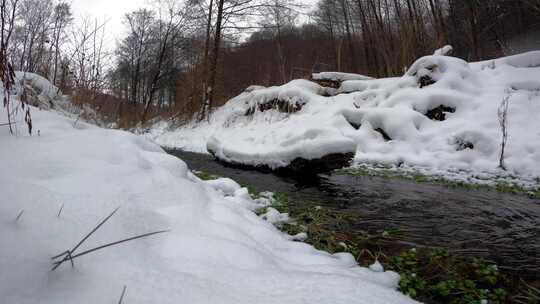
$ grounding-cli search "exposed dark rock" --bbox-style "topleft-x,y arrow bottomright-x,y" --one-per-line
311,78 -> 341,89
208,149 -> 354,176
425,105 -> 456,121
375,128 -> 391,141
347,120 -> 361,130
245,99 -> 304,116
284,153 -> 355,175
454,138 -> 474,151
419,75 -> 436,88
416,64 -> 439,88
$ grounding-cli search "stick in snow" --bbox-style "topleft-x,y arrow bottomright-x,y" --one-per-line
57,203 -> 64,218
51,207 -> 120,270
118,285 -> 127,304
0,122 -> 17,126
15,209 -> 24,222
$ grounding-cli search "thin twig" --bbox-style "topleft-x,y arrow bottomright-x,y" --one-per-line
52,229 -> 170,266
51,207 -> 120,271
118,285 -> 127,304
51,207 -> 120,260
15,209 -> 24,221
57,203 -> 64,218
0,122 -> 17,126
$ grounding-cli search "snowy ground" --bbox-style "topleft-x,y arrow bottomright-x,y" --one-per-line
0,102 -> 416,303
148,51 -> 540,188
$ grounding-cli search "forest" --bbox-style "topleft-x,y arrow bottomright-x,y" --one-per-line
1,0 -> 540,126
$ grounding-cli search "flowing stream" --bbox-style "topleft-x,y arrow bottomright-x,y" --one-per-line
166,149 -> 540,278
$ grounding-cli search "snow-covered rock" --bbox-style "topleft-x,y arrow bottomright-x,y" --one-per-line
312,72 -> 374,82
0,96 -> 415,303
15,72 -> 61,108
13,72 -> 109,127
149,51 -> 540,185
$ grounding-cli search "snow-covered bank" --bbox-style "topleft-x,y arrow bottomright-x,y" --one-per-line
0,103 -> 416,303
148,51 -> 540,186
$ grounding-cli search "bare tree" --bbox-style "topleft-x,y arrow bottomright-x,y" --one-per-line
49,2 -> 72,86
140,0 -> 193,123
260,0 -> 301,84
67,16 -> 110,96
204,0 -> 225,120
124,9 -> 154,105
13,0 -> 54,73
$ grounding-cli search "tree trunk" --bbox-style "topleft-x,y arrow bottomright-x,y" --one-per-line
204,0 -> 225,121
340,0 -> 357,72
199,0 -> 214,121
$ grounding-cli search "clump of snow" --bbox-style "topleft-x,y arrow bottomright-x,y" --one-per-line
369,261 -> 385,273
148,51 -> 540,185
0,100 -> 415,303
433,45 -> 453,56
204,177 -> 242,196
244,85 -> 266,92
288,232 -> 308,241
260,207 -> 290,225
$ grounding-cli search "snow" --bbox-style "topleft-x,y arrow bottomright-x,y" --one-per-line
312,72 -> 374,82
148,51 -> 540,186
0,92 -> 415,302
12,72 -> 107,127
288,232 -> 308,242
369,261 -> 385,273
433,45 -> 453,56
260,207 -> 290,225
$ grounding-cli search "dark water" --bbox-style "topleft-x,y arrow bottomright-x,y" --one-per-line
167,149 -> 540,278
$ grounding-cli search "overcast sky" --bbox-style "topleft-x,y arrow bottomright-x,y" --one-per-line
71,0 -> 150,39
70,0 -> 317,44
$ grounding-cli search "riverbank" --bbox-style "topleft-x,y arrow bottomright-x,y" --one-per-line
192,168 -> 539,304
166,150 -> 540,275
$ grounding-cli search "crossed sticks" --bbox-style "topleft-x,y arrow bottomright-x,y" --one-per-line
51,207 -> 169,271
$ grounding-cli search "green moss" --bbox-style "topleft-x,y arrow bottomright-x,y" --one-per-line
336,167 -> 540,198
193,171 -> 220,181
513,281 -> 540,304
386,249 -> 513,303
253,189 -> 524,304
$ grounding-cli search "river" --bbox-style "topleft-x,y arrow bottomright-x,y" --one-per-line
166,149 -> 540,279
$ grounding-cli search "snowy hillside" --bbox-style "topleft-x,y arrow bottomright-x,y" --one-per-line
149,51 -> 540,185
0,102 -> 415,302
